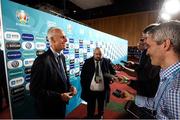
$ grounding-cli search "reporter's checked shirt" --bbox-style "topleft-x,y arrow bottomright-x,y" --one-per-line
135,62 -> 180,119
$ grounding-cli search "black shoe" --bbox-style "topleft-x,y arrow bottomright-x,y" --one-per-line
95,114 -> 103,119
85,115 -> 94,119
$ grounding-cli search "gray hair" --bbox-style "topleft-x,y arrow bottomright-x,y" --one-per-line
148,20 -> 180,54
47,27 -> 62,42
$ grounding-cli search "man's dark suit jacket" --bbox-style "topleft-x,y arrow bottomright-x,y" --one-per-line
30,49 -> 71,118
133,50 -> 160,97
80,57 -> 116,103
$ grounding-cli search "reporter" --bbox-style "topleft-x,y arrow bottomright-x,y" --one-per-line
123,20 -> 180,119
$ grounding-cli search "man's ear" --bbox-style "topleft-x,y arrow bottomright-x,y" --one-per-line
163,39 -> 171,51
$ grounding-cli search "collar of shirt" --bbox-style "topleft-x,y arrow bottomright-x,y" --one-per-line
94,60 -> 101,66
50,47 -> 62,58
160,62 -> 180,82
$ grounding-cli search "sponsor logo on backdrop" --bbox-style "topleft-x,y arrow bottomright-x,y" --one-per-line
22,51 -> 35,57
79,44 -> 83,48
16,10 -> 29,24
35,42 -> 46,50
75,49 -> 79,53
70,59 -> 75,64
75,54 -> 79,58
7,51 -> 22,59
11,86 -> 25,95
87,48 -> 90,52
75,72 -> 79,77
35,36 -> 46,41
63,49 -> 69,54
4,31 -> 20,41
23,58 -> 35,67
69,44 -> 74,49
69,38 -> 74,43
6,42 -> 21,50
21,33 -> 34,41
70,69 -> 75,75
25,83 -> 30,91
24,67 -> 31,74
22,41 -> 34,50
7,60 -> 23,69
70,64 -> 75,69
9,77 -> 24,88
8,68 -> 24,77
25,75 -> 31,82
36,50 -> 45,56
66,44 -> 69,49
12,94 -> 25,103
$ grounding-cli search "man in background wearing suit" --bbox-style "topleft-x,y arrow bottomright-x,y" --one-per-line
122,24 -> 160,97
30,27 -> 77,118
80,47 -> 116,119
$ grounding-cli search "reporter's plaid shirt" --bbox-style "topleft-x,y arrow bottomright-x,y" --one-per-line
156,62 -> 180,119
135,62 -> 180,119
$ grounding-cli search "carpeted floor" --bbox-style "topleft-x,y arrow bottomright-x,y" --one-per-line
66,71 -> 136,119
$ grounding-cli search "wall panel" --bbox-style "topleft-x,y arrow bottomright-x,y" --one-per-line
82,11 -> 159,46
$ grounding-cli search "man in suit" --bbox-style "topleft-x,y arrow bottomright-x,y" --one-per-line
80,47 -> 116,119
121,24 -> 160,97
30,27 -> 77,118
0,49 -> 9,112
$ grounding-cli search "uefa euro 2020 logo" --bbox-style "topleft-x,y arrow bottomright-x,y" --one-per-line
16,10 -> 29,24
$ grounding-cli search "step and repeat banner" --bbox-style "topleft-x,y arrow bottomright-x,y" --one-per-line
1,0 -> 128,118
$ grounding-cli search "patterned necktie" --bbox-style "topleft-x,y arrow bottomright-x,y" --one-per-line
95,61 -> 102,83
57,55 -> 67,82
96,61 -> 99,76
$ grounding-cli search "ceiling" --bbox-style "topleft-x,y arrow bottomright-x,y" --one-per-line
11,0 -> 164,21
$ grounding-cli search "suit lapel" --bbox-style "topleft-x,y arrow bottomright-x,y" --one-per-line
47,49 -> 63,81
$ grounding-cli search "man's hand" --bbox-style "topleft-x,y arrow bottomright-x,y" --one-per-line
69,86 -> 77,96
122,91 -> 135,101
60,92 -> 73,102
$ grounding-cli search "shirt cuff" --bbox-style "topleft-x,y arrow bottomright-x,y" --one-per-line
135,95 -> 147,107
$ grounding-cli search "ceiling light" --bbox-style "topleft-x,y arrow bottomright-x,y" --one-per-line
164,0 -> 180,14
161,12 -> 171,21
